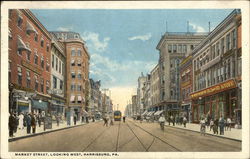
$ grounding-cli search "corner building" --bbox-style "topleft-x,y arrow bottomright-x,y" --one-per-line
190,10 -> 242,125
51,32 -> 90,120
156,32 -> 206,117
9,9 -> 51,114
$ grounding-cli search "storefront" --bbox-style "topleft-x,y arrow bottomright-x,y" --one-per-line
31,99 -> 48,114
180,103 -> 191,122
16,99 -> 30,114
191,79 -> 240,124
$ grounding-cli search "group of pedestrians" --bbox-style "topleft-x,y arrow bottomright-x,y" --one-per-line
103,115 -> 114,127
200,115 -> 232,136
167,115 -> 188,127
9,112 -> 43,137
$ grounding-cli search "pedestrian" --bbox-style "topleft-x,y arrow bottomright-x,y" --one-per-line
92,116 -> 95,122
210,119 -> 214,131
200,118 -> 206,136
31,113 -> 36,134
123,116 -> 126,123
213,118 -> 219,135
23,112 -> 28,128
56,114 -> 60,126
26,113 -> 32,134
175,115 -> 179,125
180,116 -> 183,125
168,116 -> 171,125
9,113 -> 16,137
227,117 -> 232,131
14,113 -> 19,133
110,117 -> 114,126
219,116 -> 225,135
158,114 -> 166,131
146,116 -> 150,122
183,116 -> 187,128
18,113 -> 24,130
170,115 -> 175,126
86,116 -> 89,123
73,114 -> 77,125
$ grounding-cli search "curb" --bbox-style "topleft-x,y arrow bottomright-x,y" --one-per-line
9,121 -> 100,142
164,124 -> 242,142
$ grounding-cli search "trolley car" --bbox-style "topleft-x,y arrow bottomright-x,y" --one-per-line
114,110 -> 122,121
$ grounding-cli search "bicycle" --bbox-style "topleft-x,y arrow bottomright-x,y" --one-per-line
160,122 -> 165,131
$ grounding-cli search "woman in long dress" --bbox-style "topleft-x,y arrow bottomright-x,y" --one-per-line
18,113 -> 24,129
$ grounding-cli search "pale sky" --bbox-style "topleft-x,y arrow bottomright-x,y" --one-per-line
31,9 -> 233,114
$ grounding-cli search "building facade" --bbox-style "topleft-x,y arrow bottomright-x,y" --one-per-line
149,64 -> 160,112
131,95 -> 138,116
50,33 -> 66,117
190,9 -> 242,124
137,73 -> 146,114
156,32 -> 206,117
51,32 -> 90,120
142,74 -> 151,113
9,9 -> 51,114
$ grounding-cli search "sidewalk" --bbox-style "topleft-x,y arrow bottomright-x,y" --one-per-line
9,120 -> 99,142
164,122 -> 242,141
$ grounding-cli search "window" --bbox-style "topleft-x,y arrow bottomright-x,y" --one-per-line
46,60 -> 49,71
190,45 -> 194,50
232,29 -> 236,48
71,84 -> 75,91
227,59 -> 231,78
26,71 -> 31,88
183,45 -> 187,53
77,60 -> 81,66
53,76 -> 57,89
34,33 -> 38,42
221,38 -> 225,54
26,28 -> 31,36
226,33 -> 231,51
173,45 -> 177,53
26,50 -> 31,61
41,39 -> 44,47
46,44 -> 49,52
56,57 -> 58,71
34,54 -> 38,65
71,49 -> 75,56
40,78 -> 44,93
17,15 -> 23,28
62,63 -> 65,75
17,67 -> 22,85
59,60 -> 61,73
78,73 -> 82,79
35,75 -> 39,91
194,60 -> 196,71
216,42 -> 220,57
52,54 -> 54,68
178,45 -> 182,53
71,72 -> 76,78
77,50 -> 82,56
212,45 -> 215,59
168,44 -> 172,53
77,85 -> 82,91
60,80 -> 63,90
41,57 -> 44,68
71,59 -> 75,66
46,80 -> 49,94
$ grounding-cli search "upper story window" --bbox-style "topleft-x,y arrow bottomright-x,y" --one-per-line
56,57 -> 58,71
17,66 -> 22,85
60,80 -> 63,90
78,73 -> 82,79
17,13 -> 23,28
168,44 -> 172,53
41,38 -> 44,47
34,52 -> 38,65
77,60 -> 81,66
216,42 -> 220,57
34,33 -> 38,42
9,9 -> 12,19
212,45 -> 215,59
59,60 -> 61,73
71,59 -> 75,66
46,80 -> 50,94
46,44 -> 50,52
71,49 -> 75,56
178,45 -> 182,53
221,38 -> 225,54
26,70 -> 31,88
52,54 -> 54,68
46,59 -> 50,71
226,33 -> 231,51
34,75 -> 39,91
173,45 -> 177,53
77,50 -> 82,56
41,56 -> 44,68
183,45 -> 187,53
190,45 -> 194,50
71,72 -> 76,79
53,76 -> 57,89
232,29 -> 236,48
40,78 -> 44,93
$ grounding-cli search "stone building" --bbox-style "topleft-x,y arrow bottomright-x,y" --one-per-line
142,74 -> 151,115
156,32 -> 206,117
51,31 -> 90,120
137,72 -> 146,115
89,79 -> 101,116
190,9 -> 242,124
131,95 -> 138,116
9,9 -> 52,114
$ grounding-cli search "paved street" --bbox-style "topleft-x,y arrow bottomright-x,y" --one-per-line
9,119 -> 241,152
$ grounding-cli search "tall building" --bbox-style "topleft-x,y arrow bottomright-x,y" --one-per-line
89,79 -> 101,116
190,9 -> 242,124
137,72 -> 146,114
9,9 -> 52,114
50,33 -> 66,117
149,64 -> 160,111
142,74 -> 151,113
131,95 -> 138,116
51,32 -> 90,120
156,32 -> 206,117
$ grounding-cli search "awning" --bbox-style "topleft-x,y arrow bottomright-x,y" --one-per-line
70,96 -> 75,102
142,110 -> 148,116
154,110 -> 164,116
147,111 -> 155,116
26,22 -> 38,34
31,100 -> 48,110
71,59 -> 75,64
77,96 -> 82,102
17,38 -> 28,51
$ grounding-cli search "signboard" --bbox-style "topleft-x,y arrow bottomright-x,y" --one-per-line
44,116 -> 52,129
190,79 -> 236,99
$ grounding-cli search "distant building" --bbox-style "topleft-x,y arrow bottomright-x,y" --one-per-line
89,79 -> 101,116
131,95 -> 138,116
9,9 -> 52,114
149,64 -> 160,112
137,72 -> 146,114
190,9 -> 242,124
156,32 -> 206,117
142,74 -> 151,113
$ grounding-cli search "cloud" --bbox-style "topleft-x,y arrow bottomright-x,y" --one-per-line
57,26 -> 73,31
82,32 -> 111,52
189,23 -> 206,32
128,33 -> 152,41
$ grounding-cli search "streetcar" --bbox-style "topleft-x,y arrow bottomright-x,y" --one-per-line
114,110 -> 122,121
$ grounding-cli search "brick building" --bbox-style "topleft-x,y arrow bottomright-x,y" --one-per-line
9,9 -> 51,114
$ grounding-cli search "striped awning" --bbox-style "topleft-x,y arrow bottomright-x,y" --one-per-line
26,22 -> 38,34
70,95 -> 75,102
17,38 -> 28,51
77,96 -> 82,102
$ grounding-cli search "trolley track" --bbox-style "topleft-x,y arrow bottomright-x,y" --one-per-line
115,121 -> 121,151
128,120 -> 182,152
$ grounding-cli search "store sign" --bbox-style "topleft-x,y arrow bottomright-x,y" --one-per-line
190,79 -> 236,99
22,60 -> 42,75
18,102 -> 29,106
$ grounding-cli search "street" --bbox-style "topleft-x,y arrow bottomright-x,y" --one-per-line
9,119 -> 241,152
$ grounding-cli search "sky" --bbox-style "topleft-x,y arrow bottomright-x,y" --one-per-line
31,9 -> 233,113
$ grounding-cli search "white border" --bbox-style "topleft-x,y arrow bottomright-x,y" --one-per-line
1,1 -> 249,159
